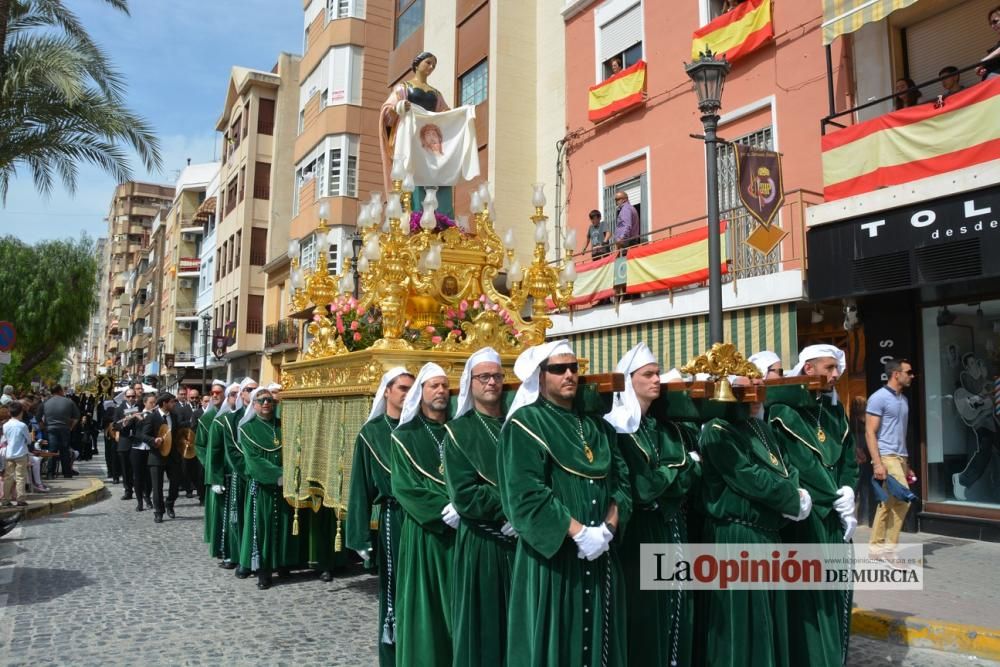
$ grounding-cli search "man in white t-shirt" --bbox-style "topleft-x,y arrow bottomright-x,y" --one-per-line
2,402 -> 32,506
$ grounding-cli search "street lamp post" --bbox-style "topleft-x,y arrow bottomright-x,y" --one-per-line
685,48 -> 731,345
157,337 -> 165,390
200,312 -> 212,395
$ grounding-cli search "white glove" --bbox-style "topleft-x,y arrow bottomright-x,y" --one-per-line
688,451 -> 702,463
211,484 -> 225,495
600,523 -> 614,544
355,548 -> 372,561
276,475 -> 283,487
500,521 -> 518,537
833,486 -> 855,515
783,488 -> 813,522
441,503 -> 461,529
572,526 -> 610,561
841,514 -> 858,542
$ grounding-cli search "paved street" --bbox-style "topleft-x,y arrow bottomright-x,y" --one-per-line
0,459 -> 996,666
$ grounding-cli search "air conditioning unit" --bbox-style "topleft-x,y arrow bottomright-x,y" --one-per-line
181,233 -> 195,242
178,321 -> 193,330
179,278 -> 194,288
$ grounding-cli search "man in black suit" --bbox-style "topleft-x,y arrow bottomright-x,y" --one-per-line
111,390 -> 142,503
137,392 -> 182,524
185,387 -> 206,505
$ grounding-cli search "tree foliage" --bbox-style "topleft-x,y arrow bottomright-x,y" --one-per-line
0,0 -> 161,201
0,234 -> 98,386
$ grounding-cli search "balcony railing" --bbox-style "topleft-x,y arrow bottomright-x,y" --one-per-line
178,257 -> 201,272
264,318 -> 299,351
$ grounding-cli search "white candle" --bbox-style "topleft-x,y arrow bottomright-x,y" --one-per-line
503,229 -> 516,250
531,183 -> 546,208
386,194 -> 403,219
534,221 -> 547,244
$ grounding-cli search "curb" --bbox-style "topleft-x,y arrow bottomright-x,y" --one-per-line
22,478 -> 109,520
853,608 -> 1000,661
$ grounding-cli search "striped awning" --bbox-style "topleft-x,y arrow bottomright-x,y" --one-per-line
822,0 -> 919,45
559,303 -> 798,374
193,196 -> 216,222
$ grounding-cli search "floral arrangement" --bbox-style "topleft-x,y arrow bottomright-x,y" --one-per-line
423,294 -> 521,346
408,210 -> 457,235
316,294 -> 383,352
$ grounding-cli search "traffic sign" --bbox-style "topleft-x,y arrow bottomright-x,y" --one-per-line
0,321 -> 15,352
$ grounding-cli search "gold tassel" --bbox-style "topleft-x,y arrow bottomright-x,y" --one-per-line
292,507 -> 300,536
334,507 -> 343,551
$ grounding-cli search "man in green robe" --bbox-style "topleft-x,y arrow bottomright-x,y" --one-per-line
390,362 -> 456,667
699,375 -> 813,667
768,345 -> 859,667
443,347 -> 516,667
604,343 -> 701,667
205,381 -> 239,565
346,367 -> 414,667
228,377 -> 257,577
199,379 -> 225,555
498,340 -> 632,667
237,387 -> 303,590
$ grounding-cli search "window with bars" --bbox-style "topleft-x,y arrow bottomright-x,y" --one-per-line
246,295 -> 264,335
327,139 -> 358,197
459,60 -> 488,106
243,102 -> 250,138
235,230 -> 242,269
718,126 -> 773,211
250,227 -> 268,266
300,235 -> 317,272
395,0 -> 423,48
328,0 -> 362,20
258,98 -> 275,135
253,161 -> 271,200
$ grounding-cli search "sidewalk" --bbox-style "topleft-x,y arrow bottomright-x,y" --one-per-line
852,524 -> 1000,660
0,457 -> 108,521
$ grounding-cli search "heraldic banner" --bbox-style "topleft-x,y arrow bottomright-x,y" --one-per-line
395,105 -> 480,187
736,145 -> 784,227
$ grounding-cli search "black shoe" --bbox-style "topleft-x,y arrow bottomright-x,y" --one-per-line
257,570 -> 272,590
277,567 -> 291,578
113,478 -> 120,484
198,499 -> 205,507
145,496 -> 152,506
135,504 -> 144,512
154,514 -> 163,524
185,491 -> 194,498
219,560 -> 237,570
166,507 -> 176,519
121,493 -> 133,501
319,570 -> 333,582
235,566 -> 251,579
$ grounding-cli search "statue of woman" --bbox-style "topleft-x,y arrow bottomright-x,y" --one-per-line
380,52 -> 454,217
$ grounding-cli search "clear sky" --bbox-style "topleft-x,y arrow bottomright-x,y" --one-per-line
0,1 -> 303,244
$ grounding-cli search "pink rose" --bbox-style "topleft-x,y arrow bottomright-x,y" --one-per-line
431,335 -> 442,344
356,306 -> 365,316
451,329 -> 462,337
479,294 -> 487,303
335,313 -> 345,335
350,320 -> 360,331
425,325 -> 436,333
353,332 -> 362,342
444,319 -> 454,329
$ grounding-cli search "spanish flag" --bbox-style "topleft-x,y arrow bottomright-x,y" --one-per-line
691,0 -> 773,63
588,60 -> 646,123
625,222 -> 728,295
566,252 -> 617,307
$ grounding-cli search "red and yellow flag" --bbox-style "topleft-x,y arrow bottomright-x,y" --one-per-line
625,223 -> 728,295
566,252 -> 617,307
822,77 -> 1000,200
691,0 -> 773,63
588,60 -> 646,123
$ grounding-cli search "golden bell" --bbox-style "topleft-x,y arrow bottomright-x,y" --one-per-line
712,377 -> 738,403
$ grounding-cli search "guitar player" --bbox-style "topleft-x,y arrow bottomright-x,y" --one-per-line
136,392 -> 182,524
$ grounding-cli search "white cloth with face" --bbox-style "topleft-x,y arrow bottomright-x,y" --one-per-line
398,362 -> 448,427
505,340 -> 574,425
603,342 -> 657,435
748,350 -> 781,378
454,347 -> 502,419
367,367 -> 412,423
217,382 -> 241,417
235,376 -> 257,411
790,344 -> 846,404
238,387 -> 272,429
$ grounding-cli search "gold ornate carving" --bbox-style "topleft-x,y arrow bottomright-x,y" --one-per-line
434,309 -> 521,354
681,342 -> 762,379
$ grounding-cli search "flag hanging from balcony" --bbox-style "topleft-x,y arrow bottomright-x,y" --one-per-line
691,0 -> 773,63
625,222 -> 728,295
588,60 -> 646,123
565,252 -> 617,307
822,77 -> 1000,201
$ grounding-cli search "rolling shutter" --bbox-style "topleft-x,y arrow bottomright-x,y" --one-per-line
905,0 -> 996,97
599,3 -> 642,62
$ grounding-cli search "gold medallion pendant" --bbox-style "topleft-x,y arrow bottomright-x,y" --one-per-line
769,452 -> 779,466
583,443 -> 594,463
439,463 -> 445,475
817,427 -> 827,443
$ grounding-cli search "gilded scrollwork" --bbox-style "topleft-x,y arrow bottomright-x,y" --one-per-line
681,342 -> 762,379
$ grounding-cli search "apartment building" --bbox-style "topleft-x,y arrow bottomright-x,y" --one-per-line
125,211 -> 166,381
193,171 -> 224,385
213,53 -> 300,381
101,181 -> 174,373
805,0 -> 1000,538
156,162 -> 220,391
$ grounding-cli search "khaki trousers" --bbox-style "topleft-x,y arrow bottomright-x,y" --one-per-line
3,455 -> 29,502
870,454 -> 910,552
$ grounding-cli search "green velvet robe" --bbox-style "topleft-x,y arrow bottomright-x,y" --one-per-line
390,415 -> 455,667
303,504 -> 342,572
197,405 -> 218,551
224,407 -> 247,566
238,415 -> 303,571
617,417 -> 701,667
498,398 -> 633,667
699,418 -> 802,667
205,408 -> 238,561
769,391 -> 859,667
346,415 -> 401,667
443,410 -> 515,667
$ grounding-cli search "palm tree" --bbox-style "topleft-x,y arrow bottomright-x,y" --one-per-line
0,0 -> 161,201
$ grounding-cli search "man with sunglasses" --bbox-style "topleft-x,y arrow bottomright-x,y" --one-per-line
442,348 -> 516,667
866,357 -> 915,559
346,367 -> 414,666
224,378 -> 257,574
498,340 -> 632,667
205,380 -> 247,570
198,379 -> 227,558
768,344 -> 859,667
390,363 -> 456,667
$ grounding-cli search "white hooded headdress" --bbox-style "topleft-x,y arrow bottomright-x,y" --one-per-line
604,342 -> 658,434
506,340 -> 574,424
367,367 -> 413,422
748,351 -> 781,378
455,347 -> 502,419
235,377 -> 257,411
398,362 -> 447,427
791,344 -> 846,404
217,382 -> 241,416
238,387 -> 273,429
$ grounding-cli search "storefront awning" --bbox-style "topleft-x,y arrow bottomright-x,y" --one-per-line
193,196 -> 216,222
557,302 -> 798,374
822,0 -> 919,45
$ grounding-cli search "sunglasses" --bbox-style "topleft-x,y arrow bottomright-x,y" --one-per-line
211,389 -> 224,395
472,372 -> 505,385
255,397 -> 275,405
541,362 -> 579,376
228,391 -> 238,397
992,17 -> 1000,25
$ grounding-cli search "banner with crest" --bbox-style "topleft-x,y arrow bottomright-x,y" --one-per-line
736,145 -> 784,228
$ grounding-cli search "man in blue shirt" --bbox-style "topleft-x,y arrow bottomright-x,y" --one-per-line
865,357 -> 914,558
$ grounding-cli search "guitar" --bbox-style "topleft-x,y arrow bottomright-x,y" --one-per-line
954,387 -> 994,428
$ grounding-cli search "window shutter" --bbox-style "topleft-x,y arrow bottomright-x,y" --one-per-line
638,173 -> 648,239
905,0 -> 995,99
603,185 -> 616,233
600,3 -> 642,62
622,179 -> 641,206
